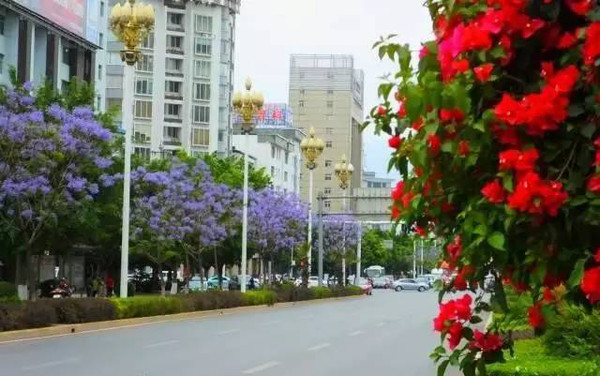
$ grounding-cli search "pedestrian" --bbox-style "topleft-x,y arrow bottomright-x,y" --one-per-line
105,274 -> 115,297
249,275 -> 256,290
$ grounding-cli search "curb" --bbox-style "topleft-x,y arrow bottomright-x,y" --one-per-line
0,295 -> 365,344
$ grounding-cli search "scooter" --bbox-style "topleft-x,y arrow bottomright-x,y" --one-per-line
50,286 -> 72,299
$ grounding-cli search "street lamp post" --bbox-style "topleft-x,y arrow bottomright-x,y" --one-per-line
300,127 -> 324,279
110,0 -> 154,298
334,154 -> 354,286
232,78 -> 264,293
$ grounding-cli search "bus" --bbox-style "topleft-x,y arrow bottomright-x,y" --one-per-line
364,265 -> 385,278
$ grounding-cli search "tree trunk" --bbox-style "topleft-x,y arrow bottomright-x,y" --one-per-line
269,253 -> 274,285
213,246 -> 221,290
14,251 -> 21,287
158,265 -> 166,297
25,244 -> 35,300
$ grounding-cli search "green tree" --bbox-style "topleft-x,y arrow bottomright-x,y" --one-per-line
200,153 -> 271,190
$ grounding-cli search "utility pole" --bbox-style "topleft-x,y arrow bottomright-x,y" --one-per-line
355,222 -> 362,285
413,239 -> 417,278
318,193 -> 324,287
420,239 -> 424,276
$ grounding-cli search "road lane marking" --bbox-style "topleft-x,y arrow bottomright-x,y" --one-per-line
349,330 -> 364,337
144,340 -> 179,349
218,328 -> 241,335
308,342 -> 331,351
22,358 -> 79,371
242,361 -> 280,374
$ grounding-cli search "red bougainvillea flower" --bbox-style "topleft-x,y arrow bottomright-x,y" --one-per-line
460,23 -> 493,52
447,321 -> 464,349
594,248 -> 600,263
397,101 -> 407,119
594,137 -> 600,149
494,94 -> 521,126
452,59 -> 471,73
377,106 -> 387,117
584,22 -> 600,66
478,9 -> 506,34
528,302 -> 545,328
433,294 -> 473,332
587,175 -> 600,194
474,63 -> 494,82
542,287 -> 555,302
594,150 -> 600,166
388,135 -> 402,149
391,181 -> 405,201
507,172 -> 568,216
454,272 -> 468,290
412,117 -> 424,131
548,65 -> 579,94
391,205 -> 401,219
441,202 -> 455,213
482,180 -> 506,204
493,125 -> 522,147
498,34 -> 513,65
469,330 -> 504,353
557,32 -> 578,49
581,266 -> 600,304
415,225 -> 427,237
419,45 -> 430,59
447,236 -> 463,264
427,134 -> 441,155
458,140 -> 470,156
499,148 -> 539,172
566,0 -> 594,16
440,108 -> 466,124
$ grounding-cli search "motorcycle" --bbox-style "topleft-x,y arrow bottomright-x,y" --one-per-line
50,286 -> 73,299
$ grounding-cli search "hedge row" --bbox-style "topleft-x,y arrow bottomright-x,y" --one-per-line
0,285 -> 361,331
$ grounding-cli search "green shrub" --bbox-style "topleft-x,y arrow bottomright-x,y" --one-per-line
111,296 -> 186,319
0,302 -> 23,331
19,301 -> 58,329
311,286 -> 333,299
492,287 -> 533,332
488,339 -> 600,376
51,299 -> 117,324
242,290 -> 277,306
183,291 -> 244,311
542,305 -> 600,359
0,282 -> 18,300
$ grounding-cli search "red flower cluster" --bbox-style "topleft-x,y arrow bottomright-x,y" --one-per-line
582,266 -> 600,304
507,172 -> 568,216
388,135 -> 402,149
458,140 -> 470,156
595,248 -> 600,263
428,134 -> 441,155
566,0 -> 594,16
377,106 -> 387,117
454,266 -> 475,290
482,180 -> 506,204
528,302 -> 545,328
584,22 -> 600,66
446,236 -> 463,267
469,330 -> 503,353
474,63 -> 494,82
499,148 -> 539,173
391,181 -> 415,216
440,108 -> 466,124
433,295 -> 473,349
494,65 -> 579,136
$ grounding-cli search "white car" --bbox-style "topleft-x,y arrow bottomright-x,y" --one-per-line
295,276 -> 321,288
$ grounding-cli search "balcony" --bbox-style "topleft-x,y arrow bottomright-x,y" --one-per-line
165,70 -> 184,77
164,116 -> 183,123
165,92 -> 183,100
166,47 -> 184,55
163,138 -> 182,146
167,23 -> 184,32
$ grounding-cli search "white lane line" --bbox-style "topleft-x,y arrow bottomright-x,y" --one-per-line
242,361 -> 280,374
144,340 -> 179,349
219,328 -> 241,335
308,342 -> 331,351
348,330 -> 364,337
22,358 -> 79,371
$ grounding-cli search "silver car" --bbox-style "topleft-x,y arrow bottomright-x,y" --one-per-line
393,278 -> 430,292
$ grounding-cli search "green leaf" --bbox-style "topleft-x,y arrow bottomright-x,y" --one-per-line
569,196 -> 588,207
580,122 -> 596,139
474,224 -> 487,236
462,326 -> 474,340
441,141 -> 454,153
473,121 -> 485,132
438,360 -> 450,376
470,316 -> 483,324
567,259 -> 586,289
487,232 -> 505,250
502,175 -> 513,192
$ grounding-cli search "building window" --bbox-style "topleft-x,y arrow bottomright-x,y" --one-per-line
0,15 -> 5,35
324,200 -> 331,209
271,166 -> 275,177
194,37 -> 212,56
326,101 -> 333,108
100,1 -> 105,17
165,80 -> 181,95
168,13 -> 183,27
324,187 -> 331,195
194,60 -> 211,78
299,100 -> 304,108
96,95 -> 101,110
165,103 -> 181,118
285,152 -> 289,164
327,89 -> 334,95
192,128 -> 210,146
134,147 -> 151,160
326,141 -> 332,148
164,126 -> 181,141
166,58 -> 183,73
134,100 -> 152,119
325,160 -> 332,167
193,83 -> 211,101
97,64 -> 102,80
167,35 -> 183,50
326,127 -> 333,134
136,55 -> 153,72
327,72 -> 334,79
195,15 -> 213,33
271,145 -> 275,158
99,33 -> 104,46
62,47 -> 70,65
141,33 -> 154,49
325,173 -> 332,181
284,171 -> 288,182
135,78 -> 153,95
300,89 -> 305,95
192,105 -> 210,123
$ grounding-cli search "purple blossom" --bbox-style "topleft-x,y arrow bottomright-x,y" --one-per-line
94,157 -> 113,169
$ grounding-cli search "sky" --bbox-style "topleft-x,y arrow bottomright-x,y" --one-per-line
234,0 -> 433,180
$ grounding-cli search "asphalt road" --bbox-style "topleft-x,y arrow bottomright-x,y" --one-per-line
1,289 -> 443,376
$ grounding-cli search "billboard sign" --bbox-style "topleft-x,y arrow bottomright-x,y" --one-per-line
15,0 -> 86,38
234,103 -> 294,128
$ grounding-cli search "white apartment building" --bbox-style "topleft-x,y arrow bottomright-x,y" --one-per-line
231,103 -> 305,195
105,0 -> 240,159
0,0 -> 106,107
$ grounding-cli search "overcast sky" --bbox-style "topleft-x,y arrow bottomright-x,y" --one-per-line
233,0 -> 432,180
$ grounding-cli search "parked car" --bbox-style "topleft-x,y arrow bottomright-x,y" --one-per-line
206,275 -> 230,290
371,276 -> 392,289
393,278 -> 430,292
295,276 -> 321,288
354,277 -> 373,295
229,275 -> 261,290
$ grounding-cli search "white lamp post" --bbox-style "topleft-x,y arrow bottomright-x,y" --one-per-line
334,154 -> 354,286
232,78 -> 264,293
109,0 -> 154,298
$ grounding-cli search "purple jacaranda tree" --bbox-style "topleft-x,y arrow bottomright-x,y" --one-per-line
316,215 -> 360,284
248,189 -> 308,282
0,86 -> 113,297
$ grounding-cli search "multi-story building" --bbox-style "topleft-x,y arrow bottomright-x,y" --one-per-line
289,54 -> 364,213
0,0 -> 107,106
231,103 -> 304,195
105,0 -> 240,159
362,170 -> 394,189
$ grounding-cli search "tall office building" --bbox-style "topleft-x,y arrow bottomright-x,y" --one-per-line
105,0 -> 240,159
289,54 -> 364,213
0,0 -> 107,105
